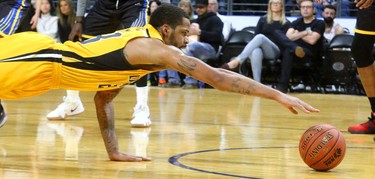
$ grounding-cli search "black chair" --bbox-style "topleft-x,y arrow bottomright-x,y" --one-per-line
218,30 -> 255,66
241,26 -> 256,33
321,34 -> 358,94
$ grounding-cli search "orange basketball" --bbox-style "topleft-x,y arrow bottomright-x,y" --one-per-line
299,124 -> 346,171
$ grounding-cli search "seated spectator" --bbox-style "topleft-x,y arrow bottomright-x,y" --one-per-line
274,0 -> 325,93
322,5 -> 344,44
182,0 -> 223,89
56,0 -> 76,43
208,0 -> 233,41
37,0 -> 59,42
221,0 -> 293,82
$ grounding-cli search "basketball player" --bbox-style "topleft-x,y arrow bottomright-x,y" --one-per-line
0,4 -> 319,161
47,0 -> 152,128
344,0 -> 375,134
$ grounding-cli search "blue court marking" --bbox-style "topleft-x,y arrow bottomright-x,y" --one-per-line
168,146 -> 375,179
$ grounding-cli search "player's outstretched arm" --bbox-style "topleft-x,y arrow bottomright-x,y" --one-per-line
94,89 -> 151,162
163,46 -> 320,114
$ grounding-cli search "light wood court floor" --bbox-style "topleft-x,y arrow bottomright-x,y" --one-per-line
1,86 -> 375,179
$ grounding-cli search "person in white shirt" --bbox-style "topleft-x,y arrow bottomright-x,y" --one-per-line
37,0 -> 59,42
322,5 -> 344,43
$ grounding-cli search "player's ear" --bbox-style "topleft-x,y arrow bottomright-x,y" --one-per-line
161,24 -> 171,35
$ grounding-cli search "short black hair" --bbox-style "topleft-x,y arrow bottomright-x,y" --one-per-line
323,5 -> 336,13
149,4 -> 189,29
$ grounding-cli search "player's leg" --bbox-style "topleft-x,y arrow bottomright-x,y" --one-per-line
120,0 -> 150,127
348,33 -> 375,134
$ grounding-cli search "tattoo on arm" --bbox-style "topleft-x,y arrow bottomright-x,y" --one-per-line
95,89 -> 122,155
231,77 -> 255,95
177,58 -> 197,76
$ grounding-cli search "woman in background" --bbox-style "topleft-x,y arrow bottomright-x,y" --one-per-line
221,0 -> 293,83
37,0 -> 59,42
56,0 -> 76,43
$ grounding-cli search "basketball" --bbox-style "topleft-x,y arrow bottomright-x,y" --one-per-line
299,124 -> 346,171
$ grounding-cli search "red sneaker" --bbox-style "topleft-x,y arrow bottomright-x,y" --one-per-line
348,112 -> 375,134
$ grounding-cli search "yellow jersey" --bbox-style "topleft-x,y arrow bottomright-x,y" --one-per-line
0,24 -> 162,99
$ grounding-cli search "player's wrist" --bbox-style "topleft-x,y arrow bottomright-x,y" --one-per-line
74,17 -> 84,24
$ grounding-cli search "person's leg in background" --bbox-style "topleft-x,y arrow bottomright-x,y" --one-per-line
121,0 -> 151,127
182,41 -> 217,89
166,70 -> 181,88
158,70 -> 167,87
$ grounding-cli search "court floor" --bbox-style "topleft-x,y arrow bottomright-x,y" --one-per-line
0,86 -> 375,178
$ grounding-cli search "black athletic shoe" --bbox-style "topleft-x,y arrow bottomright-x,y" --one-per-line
0,103 -> 7,128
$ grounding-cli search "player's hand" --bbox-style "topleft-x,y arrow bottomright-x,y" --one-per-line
109,151 -> 151,162
277,93 -> 320,114
69,23 -> 83,41
355,0 -> 374,9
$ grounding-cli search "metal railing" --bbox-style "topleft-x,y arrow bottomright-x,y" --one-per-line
171,0 -> 358,17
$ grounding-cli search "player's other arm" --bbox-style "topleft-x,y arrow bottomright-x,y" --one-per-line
94,88 -> 151,161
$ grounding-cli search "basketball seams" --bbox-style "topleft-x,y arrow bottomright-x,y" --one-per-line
309,128 -> 340,169
303,127 -> 336,161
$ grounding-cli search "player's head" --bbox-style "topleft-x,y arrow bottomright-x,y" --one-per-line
149,4 -> 190,48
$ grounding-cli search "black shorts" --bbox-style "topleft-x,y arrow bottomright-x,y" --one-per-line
82,0 -> 148,38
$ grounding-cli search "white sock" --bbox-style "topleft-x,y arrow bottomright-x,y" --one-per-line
136,86 -> 148,106
66,90 -> 80,101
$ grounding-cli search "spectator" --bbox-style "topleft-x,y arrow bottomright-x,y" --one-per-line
274,0 -> 325,93
322,5 -> 344,44
56,0 -> 76,43
208,0 -> 233,41
179,0 -> 194,20
221,0 -> 292,83
182,0 -> 224,89
37,0 -> 59,42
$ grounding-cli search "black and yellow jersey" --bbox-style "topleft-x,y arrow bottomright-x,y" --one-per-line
354,5 -> 375,35
0,24 -> 163,99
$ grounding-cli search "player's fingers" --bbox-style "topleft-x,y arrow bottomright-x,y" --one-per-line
289,107 -> 298,114
141,156 -> 151,161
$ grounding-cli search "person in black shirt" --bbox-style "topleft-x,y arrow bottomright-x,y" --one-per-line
221,0 -> 293,82
56,0 -> 75,43
274,0 -> 325,93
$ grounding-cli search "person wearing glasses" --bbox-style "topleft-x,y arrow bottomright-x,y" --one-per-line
273,0 -> 325,93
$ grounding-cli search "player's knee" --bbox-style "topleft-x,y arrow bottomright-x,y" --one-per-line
351,44 -> 374,68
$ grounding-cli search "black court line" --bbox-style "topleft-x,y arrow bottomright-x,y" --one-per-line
168,146 -> 375,179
